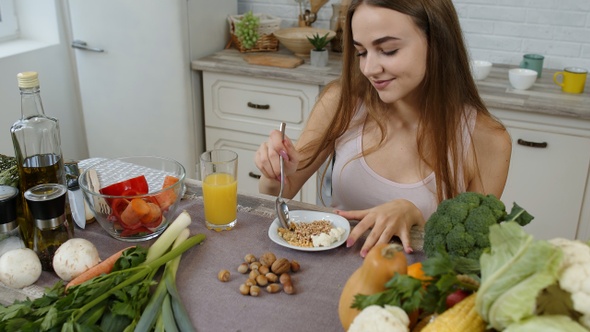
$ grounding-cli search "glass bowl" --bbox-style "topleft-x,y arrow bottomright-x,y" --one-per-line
79,156 -> 186,241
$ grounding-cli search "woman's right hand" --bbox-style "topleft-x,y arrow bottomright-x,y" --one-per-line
254,128 -> 300,183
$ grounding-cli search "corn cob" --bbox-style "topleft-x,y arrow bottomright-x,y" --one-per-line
421,293 -> 486,332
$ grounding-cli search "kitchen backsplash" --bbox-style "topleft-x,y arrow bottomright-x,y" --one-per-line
237,0 -> 590,70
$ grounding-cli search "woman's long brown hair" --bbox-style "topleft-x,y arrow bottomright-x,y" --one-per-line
299,0 -> 501,202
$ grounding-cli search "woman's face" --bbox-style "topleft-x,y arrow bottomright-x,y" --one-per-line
351,4 -> 428,105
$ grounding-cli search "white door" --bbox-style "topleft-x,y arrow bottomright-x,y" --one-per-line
66,0 -> 196,174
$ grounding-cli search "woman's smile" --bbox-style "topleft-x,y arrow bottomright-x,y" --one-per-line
371,78 -> 395,90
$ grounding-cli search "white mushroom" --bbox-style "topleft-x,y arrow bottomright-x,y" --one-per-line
0,248 -> 42,288
52,238 -> 101,281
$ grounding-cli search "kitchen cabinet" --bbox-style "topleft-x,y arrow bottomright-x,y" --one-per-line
202,72 -> 320,203
491,108 -> 590,241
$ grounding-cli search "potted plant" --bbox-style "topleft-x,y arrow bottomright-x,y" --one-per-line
307,32 -> 330,67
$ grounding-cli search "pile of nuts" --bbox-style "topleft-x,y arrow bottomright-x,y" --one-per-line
217,252 -> 300,297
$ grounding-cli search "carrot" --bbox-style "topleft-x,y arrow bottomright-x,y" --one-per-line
120,198 -> 150,226
140,202 -> 162,224
155,175 -> 179,210
66,246 -> 134,290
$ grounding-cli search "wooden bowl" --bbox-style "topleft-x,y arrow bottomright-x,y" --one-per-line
273,27 -> 336,57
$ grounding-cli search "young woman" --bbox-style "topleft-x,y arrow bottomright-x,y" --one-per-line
254,0 -> 511,257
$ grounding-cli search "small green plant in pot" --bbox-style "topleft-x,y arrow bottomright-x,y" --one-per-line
307,32 -> 330,51
307,32 -> 330,67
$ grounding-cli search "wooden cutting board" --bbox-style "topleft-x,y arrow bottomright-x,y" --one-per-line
244,54 -> 304,69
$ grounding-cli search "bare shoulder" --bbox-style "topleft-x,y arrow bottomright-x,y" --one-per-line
310,82 -> 342,120
472,112 -> 512,154
468,112 -> 512,197
299,82 -> 342,142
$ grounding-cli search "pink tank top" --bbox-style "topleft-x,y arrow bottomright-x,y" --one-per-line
330,105 -> 476,220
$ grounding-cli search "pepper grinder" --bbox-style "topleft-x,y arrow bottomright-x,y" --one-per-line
0,185 -> 25,256
24,183 -> 73,271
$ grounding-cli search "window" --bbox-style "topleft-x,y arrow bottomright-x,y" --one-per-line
0,0 -> 18,42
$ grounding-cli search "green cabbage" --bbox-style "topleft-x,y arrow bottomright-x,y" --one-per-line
503,315 -> 587,332
475,221 -> 563,330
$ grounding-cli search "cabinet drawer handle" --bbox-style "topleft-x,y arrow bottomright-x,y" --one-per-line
517,139 -> 548,148
248,171 -> 261,179
247,102 -> 270,110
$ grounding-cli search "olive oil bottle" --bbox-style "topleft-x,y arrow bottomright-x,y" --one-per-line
10,72 -> 73,249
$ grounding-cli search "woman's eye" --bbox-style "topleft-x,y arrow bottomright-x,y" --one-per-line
382,49 -> 398,56
355,50 -> 367,57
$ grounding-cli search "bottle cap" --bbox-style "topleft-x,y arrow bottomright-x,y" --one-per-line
0,185 -> 19,226
17,71 -> 40,89
25,183 -> 67,229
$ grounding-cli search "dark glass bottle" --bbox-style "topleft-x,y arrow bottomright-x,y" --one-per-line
24,183 -> 73,271
10,71 -> 72,248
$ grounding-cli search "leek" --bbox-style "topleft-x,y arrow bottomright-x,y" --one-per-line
136,228 -> 196,331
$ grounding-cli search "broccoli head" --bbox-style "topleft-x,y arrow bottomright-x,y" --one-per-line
481,194 -> 507,220
423,192 -> 530,262
445,224 -> 475,257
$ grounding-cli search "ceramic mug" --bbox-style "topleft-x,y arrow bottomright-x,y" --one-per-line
520,54 -> 544,78
553,67 -> 588,94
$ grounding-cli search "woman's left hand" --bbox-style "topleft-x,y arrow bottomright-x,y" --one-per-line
336,199 -> 425,257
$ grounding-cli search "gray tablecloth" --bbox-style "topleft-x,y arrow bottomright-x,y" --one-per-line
2,182 -> 425,331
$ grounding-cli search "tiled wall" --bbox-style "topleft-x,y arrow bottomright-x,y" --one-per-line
237,0 -> 590,70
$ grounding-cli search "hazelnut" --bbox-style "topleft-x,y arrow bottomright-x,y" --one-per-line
249,269 -> 260,280
266,283 -> 281,293
237,263 -> 249,274
217,269 -> 230,282
256,274 -> 269,286
283,281 -> 295,295
259,252 -> 277,267
244,254 -> 257,263
279,273 -> 291,285
250,285 -> 261,297
265,272 -> 278,283
239,284 -> 250,295
290,260 -> 301,272
258,265 -> 270,275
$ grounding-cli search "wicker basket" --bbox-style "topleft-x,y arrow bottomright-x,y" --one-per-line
228,13 -> 281,52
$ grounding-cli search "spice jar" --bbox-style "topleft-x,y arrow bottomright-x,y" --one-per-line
0,185 -> 25,257
24,183 -> 73,271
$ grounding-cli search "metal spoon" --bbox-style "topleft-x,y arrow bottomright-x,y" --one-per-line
275,122 -> 291,229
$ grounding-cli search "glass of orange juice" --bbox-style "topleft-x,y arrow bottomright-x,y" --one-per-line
200,150 -> 238,231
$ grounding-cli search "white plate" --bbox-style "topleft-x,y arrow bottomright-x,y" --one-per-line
268,210 -> 351,251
